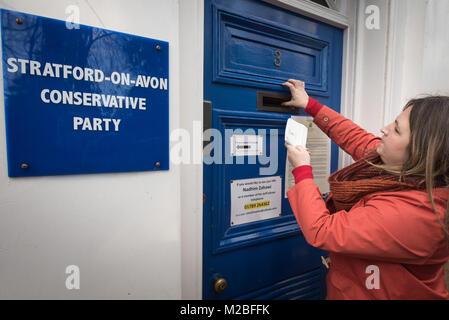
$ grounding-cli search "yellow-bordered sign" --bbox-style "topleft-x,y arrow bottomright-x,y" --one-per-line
244,200 -> 270,210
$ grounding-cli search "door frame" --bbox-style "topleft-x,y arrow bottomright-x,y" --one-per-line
180,0 -> 357,299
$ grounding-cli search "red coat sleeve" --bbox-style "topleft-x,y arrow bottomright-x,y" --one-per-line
309,99 -> 381,161
287,179 -> 444,264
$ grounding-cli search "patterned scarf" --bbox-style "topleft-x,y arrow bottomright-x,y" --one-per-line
327,148 -> 437,212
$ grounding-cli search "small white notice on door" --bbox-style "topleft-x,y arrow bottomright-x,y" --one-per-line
230,134 -> 263,156
230,176 -> 282,226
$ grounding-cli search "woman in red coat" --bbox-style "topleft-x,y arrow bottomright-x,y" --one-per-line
283,79 -> 449,299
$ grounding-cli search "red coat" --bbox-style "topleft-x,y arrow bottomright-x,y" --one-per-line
287,100 -> 449,300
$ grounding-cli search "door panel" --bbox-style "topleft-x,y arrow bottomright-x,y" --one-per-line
211,110 -> 299,255
214,10 -> 328,91
203,0 -> 343,300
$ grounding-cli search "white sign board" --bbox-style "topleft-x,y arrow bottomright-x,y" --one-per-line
230,176 -> 282,226
230,134 -> 263,156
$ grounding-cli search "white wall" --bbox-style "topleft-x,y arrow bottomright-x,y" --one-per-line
397,0 -> 427,105
179,0 -> 204,300
380,0 -> 449,127
352,0 -> 389,141
421,0 -> 449,95
0,0 -> 182,299
349,0 -> 449,160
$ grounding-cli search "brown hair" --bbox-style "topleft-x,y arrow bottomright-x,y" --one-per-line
366,95 -> 449,246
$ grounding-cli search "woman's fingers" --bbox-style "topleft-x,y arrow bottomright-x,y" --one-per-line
282,81 -> 294,88
295,145 -> 311,154
288,144 -> 310,153
281,82 -> 295,106
287,79 -> 305,88
286,79 -> 297,88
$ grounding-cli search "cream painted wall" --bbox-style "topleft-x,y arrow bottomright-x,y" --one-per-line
381,0 -> 449,126
421,0 -> 449,95
352,0 -> 389,142
348,0 -> 449,161
398,0 -> 427,105
179,0 -> 203,300
0,0 -> 182,299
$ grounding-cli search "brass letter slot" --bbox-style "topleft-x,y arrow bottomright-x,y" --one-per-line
257,91 -> 299,114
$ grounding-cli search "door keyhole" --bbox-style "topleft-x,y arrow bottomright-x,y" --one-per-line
214,278 -> 228,293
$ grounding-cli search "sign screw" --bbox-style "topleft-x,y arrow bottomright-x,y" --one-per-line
21,163 -> 29,170
155,162 -> 161,168
156,45 -> 161,51
16,18 -> 23,25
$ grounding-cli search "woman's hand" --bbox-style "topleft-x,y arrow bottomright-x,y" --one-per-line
285,142 -> 311,167
281,79 -> 309,109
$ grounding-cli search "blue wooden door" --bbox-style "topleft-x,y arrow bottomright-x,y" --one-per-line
203,0 -> 343,299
